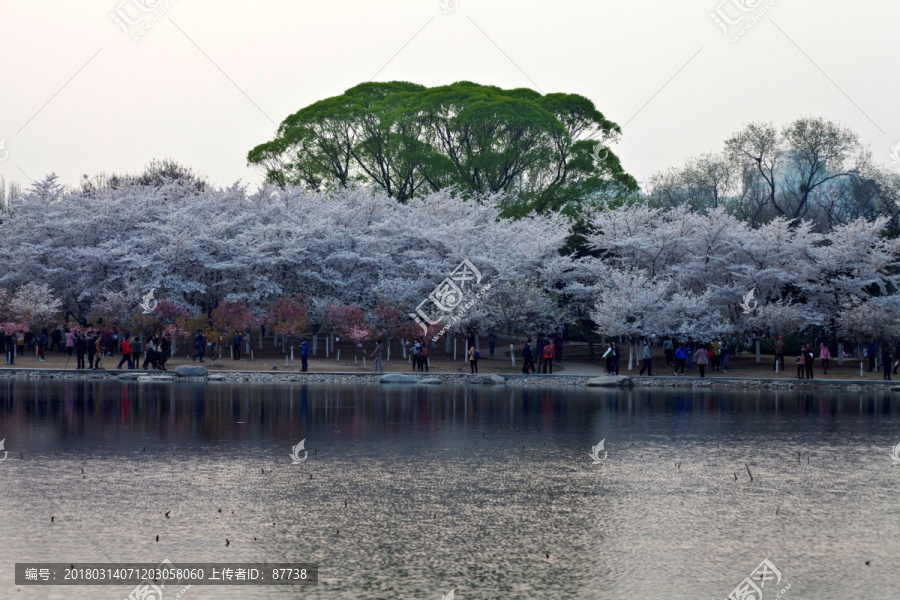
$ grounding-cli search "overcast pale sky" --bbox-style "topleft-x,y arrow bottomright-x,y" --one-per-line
1,0 -> 898,191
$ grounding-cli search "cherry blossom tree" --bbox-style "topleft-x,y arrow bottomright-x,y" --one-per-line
8,283 -> 62,331
265,296 -> 309,354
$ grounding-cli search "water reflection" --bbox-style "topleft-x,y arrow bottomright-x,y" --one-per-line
0,380 -> 898,600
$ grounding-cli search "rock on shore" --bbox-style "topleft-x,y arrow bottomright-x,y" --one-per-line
175,365 -> 208,377
586,375 -> 632,388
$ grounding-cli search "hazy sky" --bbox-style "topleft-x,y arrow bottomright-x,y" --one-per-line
2,0 -> 898,191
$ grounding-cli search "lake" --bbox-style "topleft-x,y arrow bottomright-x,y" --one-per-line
0,380 -> 898,599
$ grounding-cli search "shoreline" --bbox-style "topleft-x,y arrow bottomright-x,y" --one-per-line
1,367 -> 898,391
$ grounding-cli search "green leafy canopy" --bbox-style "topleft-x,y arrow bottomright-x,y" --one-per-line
247,81 -> 637,215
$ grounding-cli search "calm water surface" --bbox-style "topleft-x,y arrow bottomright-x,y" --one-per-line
0,380 -> 898,599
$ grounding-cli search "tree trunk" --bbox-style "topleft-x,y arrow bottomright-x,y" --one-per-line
838,342 -> 843,365
755,339 -> 761,364
387,336 -> 392,361
510,343 -> 515,367
312,332 -> 318,355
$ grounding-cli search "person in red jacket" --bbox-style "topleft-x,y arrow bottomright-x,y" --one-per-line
542,342 -> 554,374
117,337 -> 132,369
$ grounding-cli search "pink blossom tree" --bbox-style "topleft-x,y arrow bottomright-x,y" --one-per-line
8,283 -> 62,332
329,303 -> 372,362
265,295 -> 309,353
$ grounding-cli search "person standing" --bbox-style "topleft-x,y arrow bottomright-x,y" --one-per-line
695,344 -> 709,378
468,344 -> 478,374
421,343 -> 429,372
411,341 -> 422,372
50,327 -> 62,353
535,336 -> 547,374
796,345 -> 806,379
86,332 -> 97,369
542,342 -> 554,374
130,337 -> 141,369
299,339 -> 310,372
774,336 -> 785,371
143,338 -> 156,369
686,337 -> 695,371
707,340 -> 721,371
159,335 -> 171,371
16,332 -> 25,357
554,333 -> 564,364
663,338 -> 674,367
93,335 -> 104,370
601,342 -> 615,376
4,333 -> 14,365
75,334 -> 87,369
674,343 -> 686,376
488,330 -> 498,357
65,329 -> 75,359
233,332 -> 242,360
37,329 -> 47,362
371,340 -> 383,373
192,330 -> 205,362
882,345 -> 893,381
118,337 -> 132,369
820,342 -> 831,375
639,340 -> 653,376
894,341 -> 900,375
867,339 -> 877,372
522,339 -> 535,374
610,342 -> 620,376
805,344 -> 814,379
720,340 -> 730,373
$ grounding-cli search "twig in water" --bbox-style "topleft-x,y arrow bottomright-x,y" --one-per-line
745,463 -> 753,482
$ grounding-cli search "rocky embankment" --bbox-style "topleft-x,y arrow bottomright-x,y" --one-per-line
1,367 -> 897,391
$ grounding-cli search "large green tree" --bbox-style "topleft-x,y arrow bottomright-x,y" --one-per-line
248,81 -> 637,214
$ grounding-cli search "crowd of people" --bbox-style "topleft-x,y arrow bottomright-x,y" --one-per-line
2,326 -> 176,371
6,324 -> 900,382
520,334 -> 565,374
